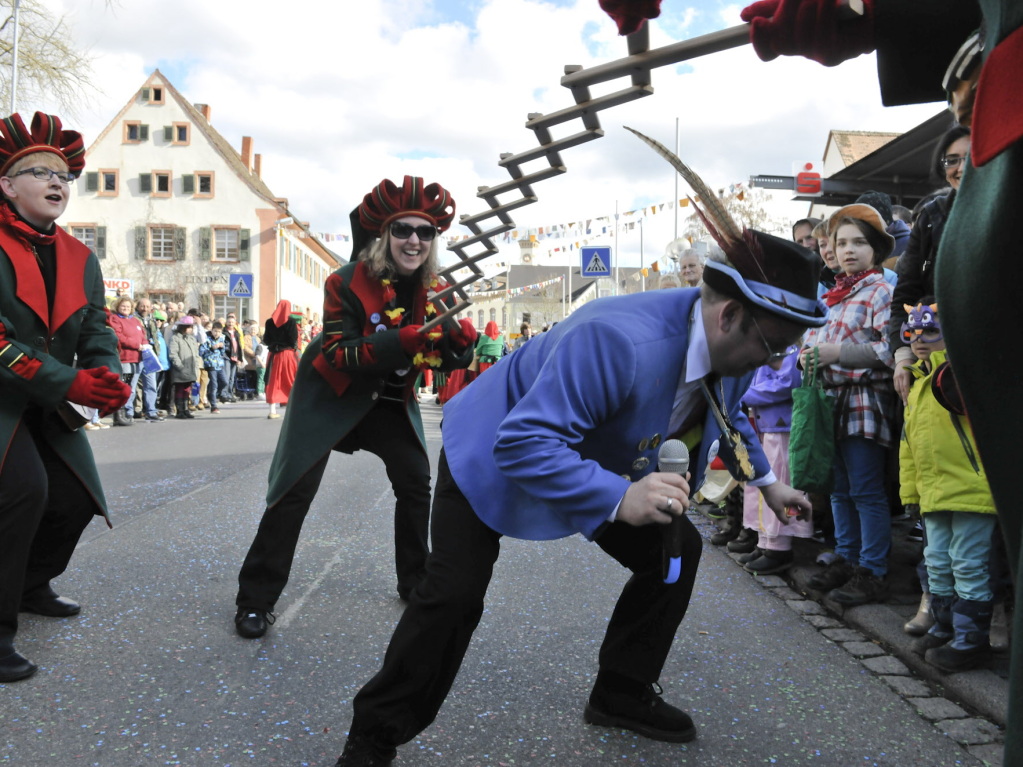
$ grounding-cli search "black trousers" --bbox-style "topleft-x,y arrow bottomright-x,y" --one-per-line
236,402 -> 431,610
0,414 -> 96,652
350,450 -> 703,746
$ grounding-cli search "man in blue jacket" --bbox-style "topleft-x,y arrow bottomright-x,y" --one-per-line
334,230 -> 827,766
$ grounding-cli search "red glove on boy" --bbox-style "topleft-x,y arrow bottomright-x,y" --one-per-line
66,366 -> 132,413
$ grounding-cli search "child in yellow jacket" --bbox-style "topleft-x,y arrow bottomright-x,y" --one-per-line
899,301 -> 997,672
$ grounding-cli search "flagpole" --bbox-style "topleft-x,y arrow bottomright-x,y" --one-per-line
614,200 -> 619,296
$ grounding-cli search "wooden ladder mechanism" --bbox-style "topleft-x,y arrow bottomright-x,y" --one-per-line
422,18 -> 763,331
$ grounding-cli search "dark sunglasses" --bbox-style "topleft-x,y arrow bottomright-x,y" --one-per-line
389,222 -> 437,241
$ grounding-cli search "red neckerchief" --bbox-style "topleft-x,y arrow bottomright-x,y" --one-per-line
0,201 -> 56,246
822,268 -> 880,307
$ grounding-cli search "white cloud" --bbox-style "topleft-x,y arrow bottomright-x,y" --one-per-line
44,0 -> 942,270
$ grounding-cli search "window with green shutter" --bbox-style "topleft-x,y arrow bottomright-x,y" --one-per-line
182,174 -> 194,194
199,227 -> 211,260
140,125 -> 149,141
85,172 -> 98,192
163,125 -> 173,142
139,173 -> 152,193
239,229 -> 251,261
96,226 -> 107,259
135,226 -> 147,259
174,227 -> 187,260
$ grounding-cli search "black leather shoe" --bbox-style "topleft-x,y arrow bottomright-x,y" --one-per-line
334,734 -> 396,765
234,608 -> 273,639
0,650 -> 38,683
21,593 -> 81,617
584,682 -> 697,743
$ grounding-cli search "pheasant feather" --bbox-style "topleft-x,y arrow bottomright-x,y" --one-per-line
625,125 -> 774,286
624,126 -> 742,245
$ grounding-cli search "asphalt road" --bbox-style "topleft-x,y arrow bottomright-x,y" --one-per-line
1,399 -> 987,766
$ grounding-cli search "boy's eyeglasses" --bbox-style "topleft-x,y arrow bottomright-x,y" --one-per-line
389,222 -> 438,241
12,167 -> 76,184
940,153 -> 969,169
749,314 -> 797,364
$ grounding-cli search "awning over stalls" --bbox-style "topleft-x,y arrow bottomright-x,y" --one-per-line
750,111 -> 957,209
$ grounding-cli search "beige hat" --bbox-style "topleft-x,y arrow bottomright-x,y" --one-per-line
827,204 -> 896,260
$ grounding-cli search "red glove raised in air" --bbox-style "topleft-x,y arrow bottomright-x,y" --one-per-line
740,0 -> 875,67
66,366 -> 132,413
398,325 -> 429,357
599,0 -> 662,36
447,319 -> 477,352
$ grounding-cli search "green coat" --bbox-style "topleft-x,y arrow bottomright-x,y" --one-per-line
265,261 -> 473,507
0,224 -> 121,524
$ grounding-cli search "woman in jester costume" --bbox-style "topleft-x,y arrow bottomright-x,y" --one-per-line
234,176 -> 476,639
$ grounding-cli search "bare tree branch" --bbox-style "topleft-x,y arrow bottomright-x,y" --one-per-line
0,0 -> 98,118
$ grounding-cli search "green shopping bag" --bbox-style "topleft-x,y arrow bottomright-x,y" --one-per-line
788,347 -> 835,494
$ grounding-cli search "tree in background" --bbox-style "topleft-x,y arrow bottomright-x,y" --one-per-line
681,186 -> 788,245
0,0 -> 96,115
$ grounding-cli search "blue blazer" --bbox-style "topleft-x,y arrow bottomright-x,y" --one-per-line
441,289 -> 770,541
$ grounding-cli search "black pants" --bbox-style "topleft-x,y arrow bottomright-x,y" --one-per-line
236,402 -> 431,610
0,414 -> 96,652
349,450 -> 703,746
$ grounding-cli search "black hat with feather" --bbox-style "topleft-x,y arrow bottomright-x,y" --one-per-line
626,127 -> 827,327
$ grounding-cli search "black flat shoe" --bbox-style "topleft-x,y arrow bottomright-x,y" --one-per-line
21,594 -> 81,617
0,650 -> 38,683
584,682 -> 697,743
334,734 -> 397,765
234,608 -> 273,639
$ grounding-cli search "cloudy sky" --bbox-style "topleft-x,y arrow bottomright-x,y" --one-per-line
44,0 -> 942,273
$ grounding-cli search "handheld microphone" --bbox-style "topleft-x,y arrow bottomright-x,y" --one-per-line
657,439 -> 690,584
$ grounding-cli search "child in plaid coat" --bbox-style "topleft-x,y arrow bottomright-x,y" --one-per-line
800,204 -> 897,606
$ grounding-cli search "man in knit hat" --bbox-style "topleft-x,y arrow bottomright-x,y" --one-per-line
334,230 -> 827,765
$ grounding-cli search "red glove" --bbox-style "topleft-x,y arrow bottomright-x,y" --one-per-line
448,319 -> 477,352
599,0 -> 662,36
398,325 -> 429,356
66,366 -> 131,412
740,0 -> 875,67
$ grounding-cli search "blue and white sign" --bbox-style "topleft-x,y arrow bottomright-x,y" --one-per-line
581,246 -> 611,277
229,273 -> 254,298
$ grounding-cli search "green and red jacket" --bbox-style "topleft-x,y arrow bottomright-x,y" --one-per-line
0,224 -> 120,524
266,261 -> 472,506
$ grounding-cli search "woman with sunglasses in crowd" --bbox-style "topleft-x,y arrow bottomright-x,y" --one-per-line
233,176 -> 476,639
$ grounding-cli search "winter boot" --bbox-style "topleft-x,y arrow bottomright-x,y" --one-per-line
829,566 -> 888,606
904,592 -> 936,636
991,602 -> 1010,653
926,598 -> 993,672
175,397 -> 194,419
807,557 -> 854,592
710,500 -> 742,546
726,528 -> 759,554
113,408 -> 133,426
911,593 -> 954,655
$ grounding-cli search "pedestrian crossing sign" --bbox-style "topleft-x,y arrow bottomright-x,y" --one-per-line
581,246 -> 611,277
229,273 -> 253,298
